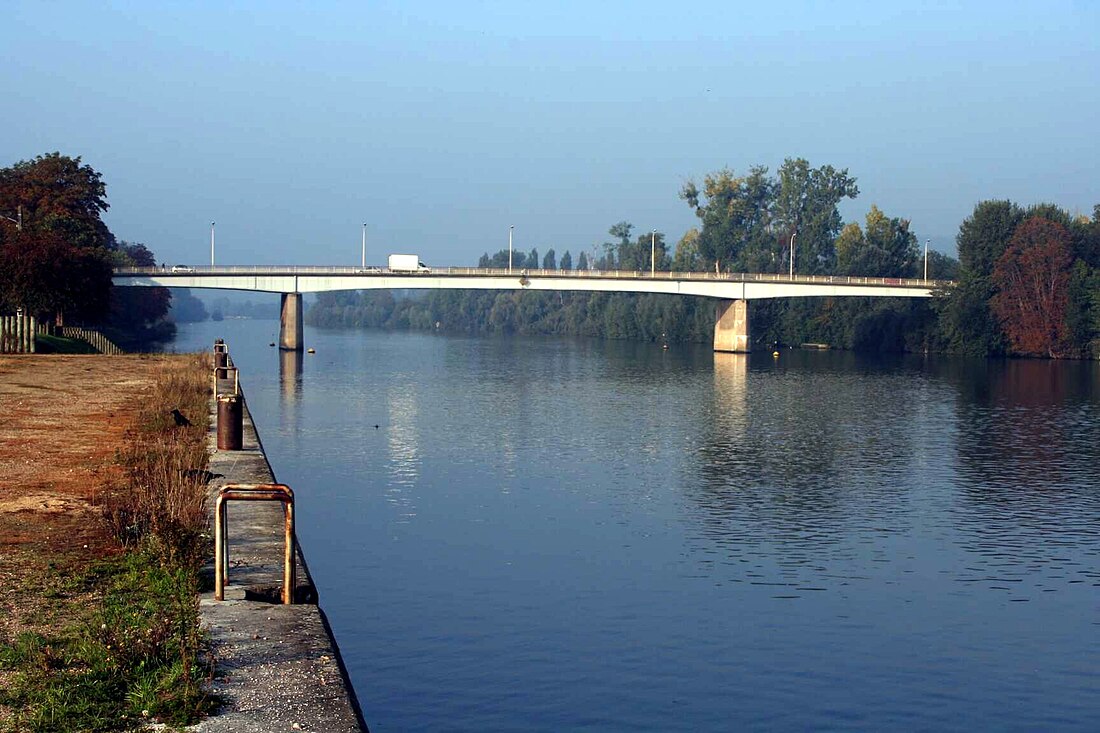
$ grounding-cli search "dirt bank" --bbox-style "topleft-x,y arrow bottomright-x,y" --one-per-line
0,354 -> 189,715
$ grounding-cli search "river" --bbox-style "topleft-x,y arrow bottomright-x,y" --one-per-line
173,320 -> 1100,731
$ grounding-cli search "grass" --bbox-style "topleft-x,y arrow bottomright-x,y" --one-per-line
0,354 -> 219,732
0,552 -> 211,732
33,334 -> 98,354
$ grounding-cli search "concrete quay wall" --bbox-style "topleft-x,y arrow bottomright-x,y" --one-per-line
196,372 -> 366,732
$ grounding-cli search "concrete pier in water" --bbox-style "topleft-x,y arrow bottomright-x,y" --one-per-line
713,299 -> 750,352
279,293 -> 304,351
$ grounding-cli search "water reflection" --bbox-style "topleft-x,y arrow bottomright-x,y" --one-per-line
279,348 -> 304,401
385,379 -> 421,521
945,358 -> 1100,594
169,323 -> 1100,731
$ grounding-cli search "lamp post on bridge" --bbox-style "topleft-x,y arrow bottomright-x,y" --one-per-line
211,222 -> 215,267
651,230 -> 656,276
789,231 -> 796,279
509,225 -> 514,274
362,223 -> 367,268
924,239 -> 929,281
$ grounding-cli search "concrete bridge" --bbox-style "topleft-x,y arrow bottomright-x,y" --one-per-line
113,266 -> 943,352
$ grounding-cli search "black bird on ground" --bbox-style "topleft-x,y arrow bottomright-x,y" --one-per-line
170,408 -> 192,427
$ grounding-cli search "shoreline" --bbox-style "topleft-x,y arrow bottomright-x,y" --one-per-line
195,364 -> 366,732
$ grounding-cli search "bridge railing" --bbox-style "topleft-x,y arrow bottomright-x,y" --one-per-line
114,266 -> 947,289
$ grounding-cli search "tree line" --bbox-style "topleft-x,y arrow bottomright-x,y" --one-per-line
309,158 -> 1100,358
0,153 -> 174,349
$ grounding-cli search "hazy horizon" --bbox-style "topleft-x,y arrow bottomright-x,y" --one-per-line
3,1 -> 1096,266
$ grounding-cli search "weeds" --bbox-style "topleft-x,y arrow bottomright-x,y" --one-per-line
0,551 -> 216,731
0,354 -> 219,731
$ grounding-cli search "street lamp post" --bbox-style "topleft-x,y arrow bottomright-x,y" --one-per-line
509,225 -> 514,273
651,230 -> 656,276
211,222 -> 216,267
924,239 -> 929,281
789,232 -> 796,279
362,223 -> 367,268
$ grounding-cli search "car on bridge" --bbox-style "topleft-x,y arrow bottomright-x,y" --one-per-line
170,264 -> 195,273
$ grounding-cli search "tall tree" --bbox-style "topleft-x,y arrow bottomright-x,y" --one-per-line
835,206 -> 918,277
990,217 -> 1074,357
773,158 -> 859,274
0,228 -> 113,320
106,241 -> 175,346
559,250 -> 572,271
957,200 -> 1024,277
680,166 -> 774,271
672,228 -> 702,272
936,200 -> 1024,355
542,248 -> 556,270
0,152 -> 114,250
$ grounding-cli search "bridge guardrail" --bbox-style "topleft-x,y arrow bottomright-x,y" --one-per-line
114,266 -> 947,289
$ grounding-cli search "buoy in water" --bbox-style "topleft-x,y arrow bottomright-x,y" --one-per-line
269,342 -> 275,347
307,348 -> 316,354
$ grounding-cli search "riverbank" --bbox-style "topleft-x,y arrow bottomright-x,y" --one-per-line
0,354 -> 364,731
0,354 -> 214,728
196,362 -> 363,731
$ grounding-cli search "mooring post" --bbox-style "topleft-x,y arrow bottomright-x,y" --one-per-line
713,299 -> 750,352
279,293 -> 304,351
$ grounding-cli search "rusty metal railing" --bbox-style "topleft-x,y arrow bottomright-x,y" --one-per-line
215,483 -> 296,605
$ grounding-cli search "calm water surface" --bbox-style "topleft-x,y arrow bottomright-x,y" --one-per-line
174,321 -> 1100,731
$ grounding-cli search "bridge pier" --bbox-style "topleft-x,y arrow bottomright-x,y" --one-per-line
713,299 -> 750,352
279,293 -> 304,351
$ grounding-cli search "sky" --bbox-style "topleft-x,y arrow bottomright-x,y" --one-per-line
2,1 -> 1097,267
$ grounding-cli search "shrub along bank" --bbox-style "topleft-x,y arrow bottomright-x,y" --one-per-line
0,355 -> 216,731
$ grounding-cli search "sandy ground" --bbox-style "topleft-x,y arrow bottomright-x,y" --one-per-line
0,354 -> 182,648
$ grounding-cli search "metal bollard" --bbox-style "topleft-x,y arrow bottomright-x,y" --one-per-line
217,393 -> 243,450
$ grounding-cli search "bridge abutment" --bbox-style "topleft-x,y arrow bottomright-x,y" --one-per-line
279,293 -> 304,351
713,299 -> 750,352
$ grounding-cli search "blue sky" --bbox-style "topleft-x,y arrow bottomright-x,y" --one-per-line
2,1 -> 1097,266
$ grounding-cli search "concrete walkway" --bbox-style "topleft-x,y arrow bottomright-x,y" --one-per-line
195,370 -> 366,732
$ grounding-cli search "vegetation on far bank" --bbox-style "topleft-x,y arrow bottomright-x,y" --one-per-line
0,355 -> 217,731
309,159 -> 1100,359
0,153 -> 176,351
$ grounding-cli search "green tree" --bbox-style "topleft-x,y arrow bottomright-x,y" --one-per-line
936,200 -> 1025,355
835,206 -> 918,277
773,158 -> 859,274
105,241 -> 175,347
559,250 -> 572,270
680,166 -> 774,271
542,248 -> 556,270
577,251 -> 589,270
957,200 -> 1024,277
632,230 -> 667,272
672,228 -> 702,272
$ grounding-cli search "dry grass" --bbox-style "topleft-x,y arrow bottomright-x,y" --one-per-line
103,354 -> 211,563
0,353 -> 219,730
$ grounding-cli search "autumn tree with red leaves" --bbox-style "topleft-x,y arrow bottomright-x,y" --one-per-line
990,217 -> 1074,357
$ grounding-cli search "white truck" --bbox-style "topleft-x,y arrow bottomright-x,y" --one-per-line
388,254 -> 430,272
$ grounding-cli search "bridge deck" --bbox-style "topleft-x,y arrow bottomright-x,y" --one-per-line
114,266 -> 944,300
